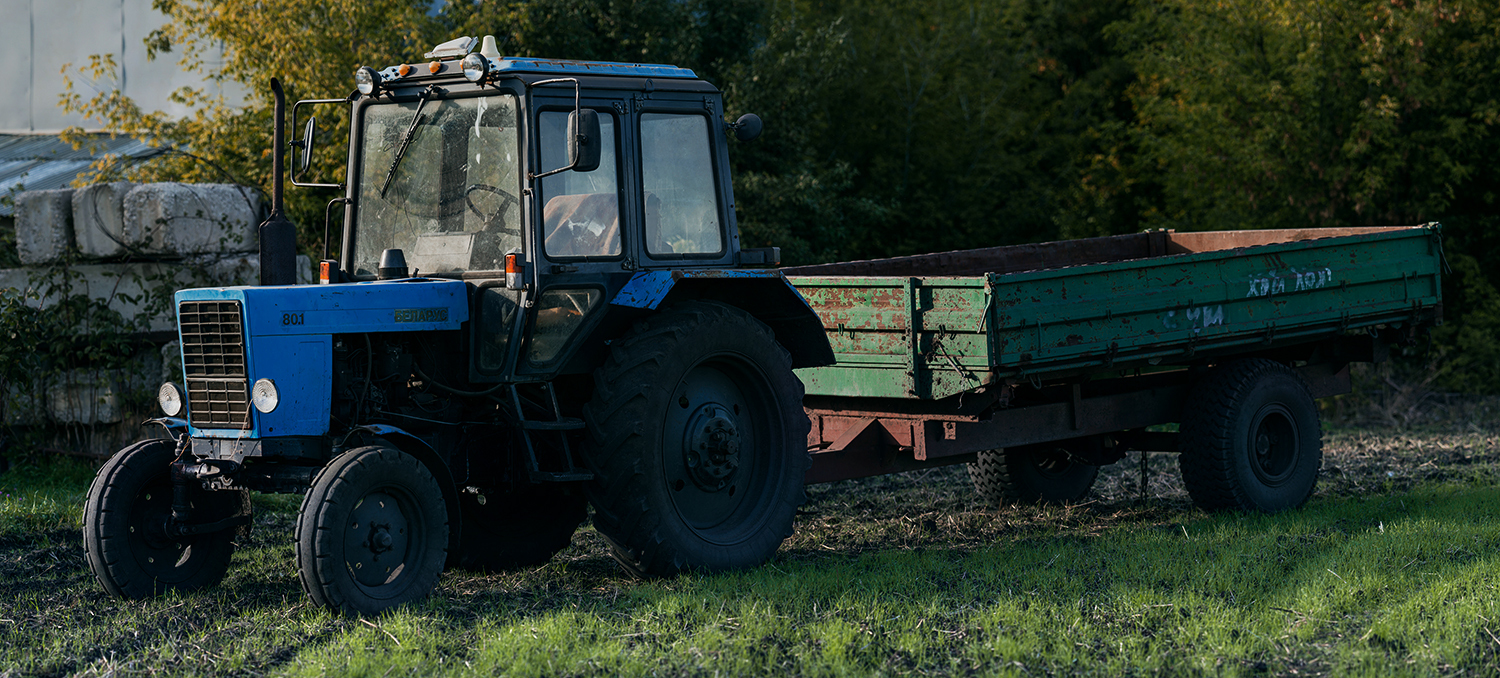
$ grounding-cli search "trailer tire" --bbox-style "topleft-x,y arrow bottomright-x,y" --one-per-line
968,446 -> 1098,506
1179,359 -> 1322,512
583,301 -> 809,577
295,446 -> 448,615
83,439 -> 248,599
452,483 -> 586,571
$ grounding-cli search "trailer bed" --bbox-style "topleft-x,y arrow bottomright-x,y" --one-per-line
784,226 -> 1443,400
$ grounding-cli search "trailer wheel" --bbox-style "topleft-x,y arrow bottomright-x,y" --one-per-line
1179,359 -> 1322,512
452,484 -> 586,571
83,439 -> 248,599
583,301 -> 809,577
968,446 -> 1098,506
295,446 -> 448,615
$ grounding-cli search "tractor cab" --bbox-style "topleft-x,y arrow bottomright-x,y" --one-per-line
296,36 -> 777,384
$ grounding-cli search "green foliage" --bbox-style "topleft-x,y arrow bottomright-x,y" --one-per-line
1107,0 -> 1500,235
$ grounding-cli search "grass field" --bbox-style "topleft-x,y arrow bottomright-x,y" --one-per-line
4,427 -> 1500,676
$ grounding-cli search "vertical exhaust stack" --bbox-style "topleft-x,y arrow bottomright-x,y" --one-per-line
260,78 -> 298,286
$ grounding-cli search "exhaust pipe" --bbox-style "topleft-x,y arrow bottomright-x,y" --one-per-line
260,78 -> 298,286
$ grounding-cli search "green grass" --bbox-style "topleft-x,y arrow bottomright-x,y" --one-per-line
4,429 -> 1500,676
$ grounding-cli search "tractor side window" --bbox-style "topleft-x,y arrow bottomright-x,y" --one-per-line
528,288 -> 602,363
640,113 -> 723,256
538,110 -> 620,259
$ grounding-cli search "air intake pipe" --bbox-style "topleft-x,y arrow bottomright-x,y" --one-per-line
260,79 -> 298,286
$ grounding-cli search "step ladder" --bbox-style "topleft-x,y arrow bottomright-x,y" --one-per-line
505,383 -> 593,483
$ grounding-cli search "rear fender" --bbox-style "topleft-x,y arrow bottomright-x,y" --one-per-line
610,270 -> 834,368
348,424 -> 462,566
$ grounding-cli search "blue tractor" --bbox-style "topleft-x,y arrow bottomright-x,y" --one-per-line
81,37 -> 833,615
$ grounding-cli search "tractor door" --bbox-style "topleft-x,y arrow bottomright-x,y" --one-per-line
515,90 -> 636,375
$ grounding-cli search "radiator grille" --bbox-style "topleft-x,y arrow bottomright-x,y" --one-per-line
178,300 -> 251,429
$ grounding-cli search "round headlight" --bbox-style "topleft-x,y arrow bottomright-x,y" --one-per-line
157,382 -> 183,417
251,378 -> 280,413
461,53 -> 490,83
354,66 -> 382,96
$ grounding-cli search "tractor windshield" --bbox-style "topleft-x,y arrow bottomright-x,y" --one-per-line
352,94 -> 522,276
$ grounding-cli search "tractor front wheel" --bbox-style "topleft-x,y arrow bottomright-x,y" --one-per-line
295,446 -> 448,615
84,439 -> 248,599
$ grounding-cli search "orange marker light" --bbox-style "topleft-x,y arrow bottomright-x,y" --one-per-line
319,260 -> 331,284
428,61 -> 442,74
398,64 -> 413,77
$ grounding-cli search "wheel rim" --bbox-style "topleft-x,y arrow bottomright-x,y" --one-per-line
661,354 -> 781,545
125,476 -> 197,582
1247,403 -> 1300,485
344,489 -> 423,592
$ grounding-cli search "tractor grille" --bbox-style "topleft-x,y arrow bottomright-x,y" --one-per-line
178,300 -> 251,430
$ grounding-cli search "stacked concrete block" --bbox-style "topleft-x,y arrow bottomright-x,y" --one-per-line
15,188 -> 75,264
123,183 -> 261,255
72,182 -> 137,258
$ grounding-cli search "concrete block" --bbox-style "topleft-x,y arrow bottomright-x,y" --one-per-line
48,370 -> 124,425
189,253 -> 315,287
0,254 -> 312,333
5,348 -> 160,426
123,183 -> 261,255
15,188 -> 75,264
161,340 -> 181,386
72,182 -> 137,259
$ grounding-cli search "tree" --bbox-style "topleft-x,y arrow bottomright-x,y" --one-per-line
60,0 -> 445,256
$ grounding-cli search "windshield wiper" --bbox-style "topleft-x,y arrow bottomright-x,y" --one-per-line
379,86 -> 436,199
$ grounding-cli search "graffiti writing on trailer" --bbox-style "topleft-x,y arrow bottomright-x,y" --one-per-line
1247,267 -> 1334,298
1163,305 -> 1225,332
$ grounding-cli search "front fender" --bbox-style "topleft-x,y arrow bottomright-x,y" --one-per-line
611,270 -> 834,368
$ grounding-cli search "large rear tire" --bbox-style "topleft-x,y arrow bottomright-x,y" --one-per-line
295,446 -> 448,615
83,439 -> 248,599
582,301 -> 809,577
451,483 -> 586,571
1179,359 -> 1322,512
968,446 -> 1098,506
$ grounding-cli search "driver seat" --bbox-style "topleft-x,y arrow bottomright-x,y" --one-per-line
543,193 -> 620,257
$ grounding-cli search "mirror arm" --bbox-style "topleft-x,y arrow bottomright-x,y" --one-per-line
525,77 -> 584,182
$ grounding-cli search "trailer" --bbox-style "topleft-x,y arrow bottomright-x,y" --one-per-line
786,226 -> 1443,510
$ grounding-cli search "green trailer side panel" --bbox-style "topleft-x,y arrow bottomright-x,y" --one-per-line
793,226 -> 1442,399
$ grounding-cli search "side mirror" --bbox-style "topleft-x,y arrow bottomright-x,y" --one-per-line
733,113 -> 763,142
296,117 -> 316,179
568,109 -> 601,173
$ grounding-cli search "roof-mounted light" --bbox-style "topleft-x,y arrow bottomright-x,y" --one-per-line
354,66 -> 382,96
461,53 -> 491,83
425,36 -> 475,60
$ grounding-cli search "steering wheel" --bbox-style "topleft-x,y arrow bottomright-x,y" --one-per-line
464,184 -> 520,232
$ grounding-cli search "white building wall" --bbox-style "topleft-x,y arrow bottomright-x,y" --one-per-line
0,0 -> 244,134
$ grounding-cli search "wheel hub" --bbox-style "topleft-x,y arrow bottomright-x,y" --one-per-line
345,491 -> 411,587
1248,404 -> 1298,485
685,406 -> 740,490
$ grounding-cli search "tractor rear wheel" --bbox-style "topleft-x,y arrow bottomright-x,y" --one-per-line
582,301 -> 809,577
452,483 -> 586,571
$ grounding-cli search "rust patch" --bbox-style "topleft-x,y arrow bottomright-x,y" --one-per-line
1065,334 -> 1085,346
